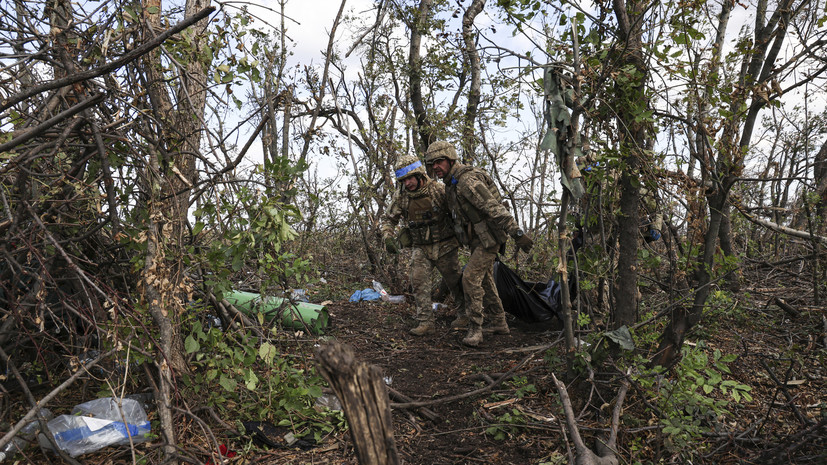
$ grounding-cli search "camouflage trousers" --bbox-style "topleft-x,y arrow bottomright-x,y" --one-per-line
460,244 -> 505,327
410,247 -> 464,324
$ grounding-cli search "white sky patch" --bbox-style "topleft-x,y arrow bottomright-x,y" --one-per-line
222,0 -> 379,180
248,0 -> 379,71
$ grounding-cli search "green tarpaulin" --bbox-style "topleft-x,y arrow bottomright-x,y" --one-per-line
225,290 -> 329,335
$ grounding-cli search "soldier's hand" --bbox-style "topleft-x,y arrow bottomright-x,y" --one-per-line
385,237 -> 400,254
515,234 -> 534,253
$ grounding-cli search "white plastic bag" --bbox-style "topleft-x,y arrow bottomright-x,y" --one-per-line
44,397 -> 151,457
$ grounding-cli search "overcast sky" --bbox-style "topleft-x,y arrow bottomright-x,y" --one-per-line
250,0 -> 379,71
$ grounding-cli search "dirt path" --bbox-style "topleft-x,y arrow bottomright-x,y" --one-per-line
315,300 -> 566,465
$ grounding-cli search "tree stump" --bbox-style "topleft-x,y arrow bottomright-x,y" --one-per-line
316,342 -> 399,465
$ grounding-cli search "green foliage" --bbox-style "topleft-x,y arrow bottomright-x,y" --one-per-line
537,452 -> 568,465
638,246 -> 662,272
485,408 -> 528,440
543,349 -> 565,372
195,184 -> 310,299
506,375 -> 537,399
182,318 -> 345,441
693,289 -> 750,338
633,342 -> 752,458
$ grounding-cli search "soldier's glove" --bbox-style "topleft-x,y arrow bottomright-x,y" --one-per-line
385,236 -> 400,254
514,230 -> 534,253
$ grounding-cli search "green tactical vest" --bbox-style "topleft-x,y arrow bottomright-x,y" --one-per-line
405,180 -> 453,245
446,164 -> 509,248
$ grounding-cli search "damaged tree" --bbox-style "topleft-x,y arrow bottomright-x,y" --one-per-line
316,342 -> 399,465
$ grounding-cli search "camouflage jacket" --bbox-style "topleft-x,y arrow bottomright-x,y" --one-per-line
380,176 -> 458,260
444,163 -> 520,249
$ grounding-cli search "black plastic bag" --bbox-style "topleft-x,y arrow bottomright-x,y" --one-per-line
494,260 -> 560,323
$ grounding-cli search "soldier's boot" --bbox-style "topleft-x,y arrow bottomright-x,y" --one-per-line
462,324 -> 483,347
451,314 -> 470,329
409,321 -> 435,336
486,314 -> 510,335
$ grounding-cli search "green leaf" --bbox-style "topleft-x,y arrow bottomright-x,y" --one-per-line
259,342 -> 277,364
193,221 -> 205,235
185,335 -> 200,354
308,385 -> 322,397
232,254 -> 243,271
124,5 -> 137,22
604,326 -> 635,351
244,369 -> 259,390
219,374 -> 237,392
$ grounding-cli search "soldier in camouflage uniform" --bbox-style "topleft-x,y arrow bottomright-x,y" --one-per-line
425,141 -> 534,347
380,155 -> 465,336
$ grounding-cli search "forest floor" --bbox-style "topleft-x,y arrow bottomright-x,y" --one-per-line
8,269 -> 826,464
246,272 -> 825,465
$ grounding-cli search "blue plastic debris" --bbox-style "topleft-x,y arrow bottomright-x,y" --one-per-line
349,288 -> 382,302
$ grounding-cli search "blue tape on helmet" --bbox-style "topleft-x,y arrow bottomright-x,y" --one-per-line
395,160 -> 423,179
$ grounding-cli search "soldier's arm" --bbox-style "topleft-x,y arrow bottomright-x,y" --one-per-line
459,175 -> 520,235
379,193 -> 405,239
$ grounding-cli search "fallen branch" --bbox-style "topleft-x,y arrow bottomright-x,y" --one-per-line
736,207 -> 827,245
0,346 -> 117,464
386,386 -> 441,423
203,292 -> 266,340
0,93 -> 105,153
759,359 -> 813,427
773,297 -> 800,319
752,417 -> 827,463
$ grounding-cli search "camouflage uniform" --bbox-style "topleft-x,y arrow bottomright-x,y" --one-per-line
380,157 -> 464,335
426,141 -> 533,346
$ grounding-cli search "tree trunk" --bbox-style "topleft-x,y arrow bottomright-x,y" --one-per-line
614,166 -> 640,328
460,0 -> 485,161
653,190 -> 725,368
316,342 -> 399,465
653,0 -> 795,368
409,0 -> 434,155
611,0 -> 650,328
792,139 -> 827,232
139,0 -> 191,376
813,139 -> 827,230
718,200 -> 740,290
558,190 -> 576,373
139,2 -> 213,460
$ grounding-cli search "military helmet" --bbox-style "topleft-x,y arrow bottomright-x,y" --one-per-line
425,141 -> 458,163
394,154 -> 427,181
